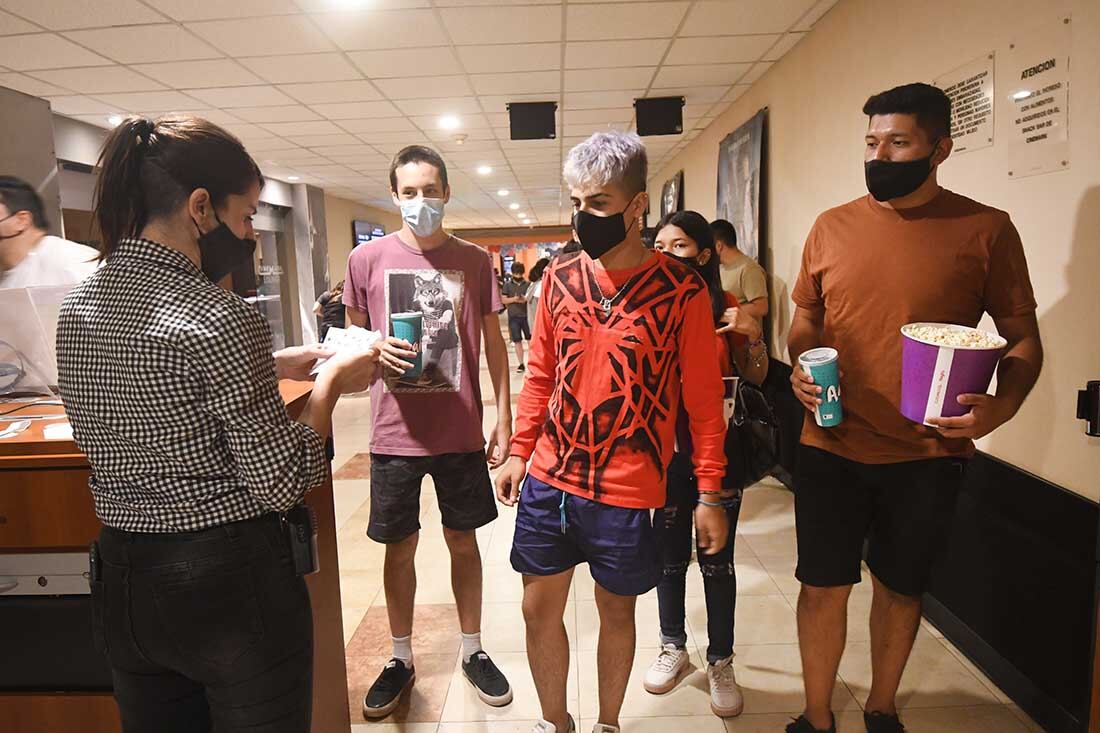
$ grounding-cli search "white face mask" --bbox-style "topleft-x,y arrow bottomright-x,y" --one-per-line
399,197 -> 445,237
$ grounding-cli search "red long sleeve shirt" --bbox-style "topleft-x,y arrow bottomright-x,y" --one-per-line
511,250 -> 727,509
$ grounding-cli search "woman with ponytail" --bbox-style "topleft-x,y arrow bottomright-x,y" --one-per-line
56,115 -> 379,732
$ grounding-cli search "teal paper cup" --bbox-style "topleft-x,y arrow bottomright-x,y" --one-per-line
799,347 -> 843,427
390,312 -> 423,378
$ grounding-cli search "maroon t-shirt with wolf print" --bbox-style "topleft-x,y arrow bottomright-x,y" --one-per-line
344,233 -> 503,456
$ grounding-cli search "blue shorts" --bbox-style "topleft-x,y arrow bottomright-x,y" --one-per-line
510,474 -> 664,597
508,314 -> 531,343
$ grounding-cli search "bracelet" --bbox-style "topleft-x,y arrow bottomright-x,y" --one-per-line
697,497 -> 724,507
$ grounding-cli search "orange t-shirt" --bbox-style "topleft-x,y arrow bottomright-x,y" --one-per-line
791,189 -> 1037,464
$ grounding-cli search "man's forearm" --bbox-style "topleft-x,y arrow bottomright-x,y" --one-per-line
742,298 -> 768,320
994,336 -> 1043,416
485,331 -> 512,423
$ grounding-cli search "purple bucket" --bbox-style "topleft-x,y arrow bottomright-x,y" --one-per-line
900,323 -> 1007,425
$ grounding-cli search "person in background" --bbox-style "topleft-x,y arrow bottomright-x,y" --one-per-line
344,144 -> 513,719
496,131 -> 729,733
710,219 -> 768,321
648,210 -> 768,718
0,176 -> 98,289
787,83 -> 1042,733
313,279 -> 346,341
559,239 -> 582,255
501,261 -> 532,372
55,115 -> 379,733
526,257 -> 551,340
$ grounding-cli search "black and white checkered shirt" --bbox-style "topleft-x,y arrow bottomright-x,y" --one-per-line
56,238 -> 326,533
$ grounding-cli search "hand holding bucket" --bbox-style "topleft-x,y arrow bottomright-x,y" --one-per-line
900,323 -> 1006,427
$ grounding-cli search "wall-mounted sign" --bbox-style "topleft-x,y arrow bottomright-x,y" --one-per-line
934,54 -> 995,154
1006,16 -> 1071,178
258,264 -> 284,277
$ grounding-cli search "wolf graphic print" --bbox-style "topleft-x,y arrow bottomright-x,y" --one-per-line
385,269 -> 465,392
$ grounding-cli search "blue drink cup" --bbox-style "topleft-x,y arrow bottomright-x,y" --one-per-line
799,347 -> 843,427
390,312 -> 423,379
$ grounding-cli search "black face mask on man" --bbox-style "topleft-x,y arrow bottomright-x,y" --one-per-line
864,141 -> 941,202
572,195 -> 640,260
193,212 -> 256,284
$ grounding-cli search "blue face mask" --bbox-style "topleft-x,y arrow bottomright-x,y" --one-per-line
399,197 -> 445,237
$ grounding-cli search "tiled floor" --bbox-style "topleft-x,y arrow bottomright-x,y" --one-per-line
328,338 -> 1045,733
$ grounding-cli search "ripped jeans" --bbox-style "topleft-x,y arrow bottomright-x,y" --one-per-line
656,452 -> 742,663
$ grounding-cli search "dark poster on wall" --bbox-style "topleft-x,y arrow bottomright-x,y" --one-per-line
716,109 -> 766,263
659,170 -> 683,219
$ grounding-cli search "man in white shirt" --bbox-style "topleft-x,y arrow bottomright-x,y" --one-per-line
0,176 -> 98,290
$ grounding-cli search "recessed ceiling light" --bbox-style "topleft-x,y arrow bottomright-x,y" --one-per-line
497,189 -> 509,197
107,115 -> 123,126
287,175 -> 300,181
517,212 -> 526,218
477,165 -> 493,176
509,202 -> 520,210
439,115 -> 461,130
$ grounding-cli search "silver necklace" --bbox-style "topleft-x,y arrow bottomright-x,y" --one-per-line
592,254 -> 650,314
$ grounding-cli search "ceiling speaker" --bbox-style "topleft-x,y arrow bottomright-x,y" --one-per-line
634,96 -> 685,136
508,101 -> 557,140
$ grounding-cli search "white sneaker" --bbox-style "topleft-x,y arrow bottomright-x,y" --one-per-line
643,643 -> 690,694
592,725 -> 620,733
707,655 -> 744,717
532,715 -> 576,733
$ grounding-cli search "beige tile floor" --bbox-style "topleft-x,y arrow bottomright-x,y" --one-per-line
330,340 -> 1045,733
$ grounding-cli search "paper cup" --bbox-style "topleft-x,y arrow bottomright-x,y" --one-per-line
900,323 -> 1007,425
390,312 -> 424,378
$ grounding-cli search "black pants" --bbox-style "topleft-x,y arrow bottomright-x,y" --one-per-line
656,453 -> 742,663
93,513 -> 313,733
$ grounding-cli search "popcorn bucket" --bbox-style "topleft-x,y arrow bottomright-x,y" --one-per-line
900,323 -> 1007,425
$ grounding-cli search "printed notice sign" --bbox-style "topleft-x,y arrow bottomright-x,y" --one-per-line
934,54 -> 994,154
1007,16 -> 1071,178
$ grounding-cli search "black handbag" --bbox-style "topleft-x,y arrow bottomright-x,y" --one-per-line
722,364 -> 782,492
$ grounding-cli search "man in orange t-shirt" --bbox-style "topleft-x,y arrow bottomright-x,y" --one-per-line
785,84 -> 1043,733
495,131 -> 728,733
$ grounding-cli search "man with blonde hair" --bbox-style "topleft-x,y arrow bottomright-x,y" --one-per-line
495,131 -> 729,733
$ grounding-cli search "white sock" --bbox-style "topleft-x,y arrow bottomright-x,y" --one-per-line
391,635 -> 413,665
461,631 -> 483,662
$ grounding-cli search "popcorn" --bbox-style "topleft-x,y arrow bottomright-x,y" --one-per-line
902,324 -> 1004,350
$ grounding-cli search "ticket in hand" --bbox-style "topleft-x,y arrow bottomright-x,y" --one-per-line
310,325 -> 382,375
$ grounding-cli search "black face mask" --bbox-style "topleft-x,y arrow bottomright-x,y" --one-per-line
194,215 -> 256,283
665,251 -> 704,272
864,143 -> 940,202
572,197 -> 637,260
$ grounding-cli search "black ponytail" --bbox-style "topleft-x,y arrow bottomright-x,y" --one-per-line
93,116 -> 151,258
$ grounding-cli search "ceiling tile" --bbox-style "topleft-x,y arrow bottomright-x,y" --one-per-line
565,39 -> 669,69
186,16 -> 334,57
410,113 -> 490,130
239,53 -> 361,84
347,47 -> 459,79
311,9 -> 448,51
562,108 -> 632,125
564,89 -> 643,110
310,100 -> 401,119
722,84 -> 750,102
764,32 -> 807,60
144,0 -> 300,21
651,63 -> 751,88
665,34 -> 779,65
219,122 -> 278,141
0,71 -> 69,96
259,149 -> 328,164
567,2 -> 688,41
794,0 -> 840,31
133,59 -> 263,88
457,44 -> 561,74
395,97 -> 482,116
229,105 -> 321,123
373,75 -> 472,100
279,80 -> 381,104
563,121 -> 629,138
64,25 -> 222,64
440,5 -> 561,45
741,61 -> 774,84
335,117 -> 417,134
681,0 -> 817,36
0,9 -> 40,35
357,130 -> 428,144
87,91 -> 201,112
670,85 -> 731,104
0,34 -> 112,70
0,0 -> 163,31
564,67 -> 654,92
29,66 -> 166,94
186,85 -> 297,107
46,95 -> 124,115
478,94 -> 559,116
260,120 -> 343,136
471,71 -> 560,96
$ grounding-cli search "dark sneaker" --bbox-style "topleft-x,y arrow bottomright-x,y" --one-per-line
463,651 -> 513,706
786,714 -> 837,733
517,363 -> 526,373
363,658 -> 415,719
865,711 -> 905,732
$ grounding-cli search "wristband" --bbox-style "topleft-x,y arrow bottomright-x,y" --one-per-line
697,497 -> 724,508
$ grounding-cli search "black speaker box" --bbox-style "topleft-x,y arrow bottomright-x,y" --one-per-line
634,96 -> 685,136
508,101 -> 557,140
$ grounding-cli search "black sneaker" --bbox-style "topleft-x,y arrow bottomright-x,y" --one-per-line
517,363 -> 526,373
463,651 -> 513,706
363,658 -> 415,719
786,714 -> 837,733
864,711 -> 905,732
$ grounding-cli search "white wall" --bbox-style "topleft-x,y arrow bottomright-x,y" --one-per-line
650,0 -> 1100,500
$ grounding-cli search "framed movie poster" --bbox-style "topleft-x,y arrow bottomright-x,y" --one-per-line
717,109 -> 765,262
660,170 -> 683,219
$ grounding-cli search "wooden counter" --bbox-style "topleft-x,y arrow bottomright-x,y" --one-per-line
0,382 -> 351,733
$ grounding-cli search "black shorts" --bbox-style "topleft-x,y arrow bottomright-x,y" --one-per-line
368,451 -> 497,543
794,445 -> 966,597
508,315 -> 531,343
